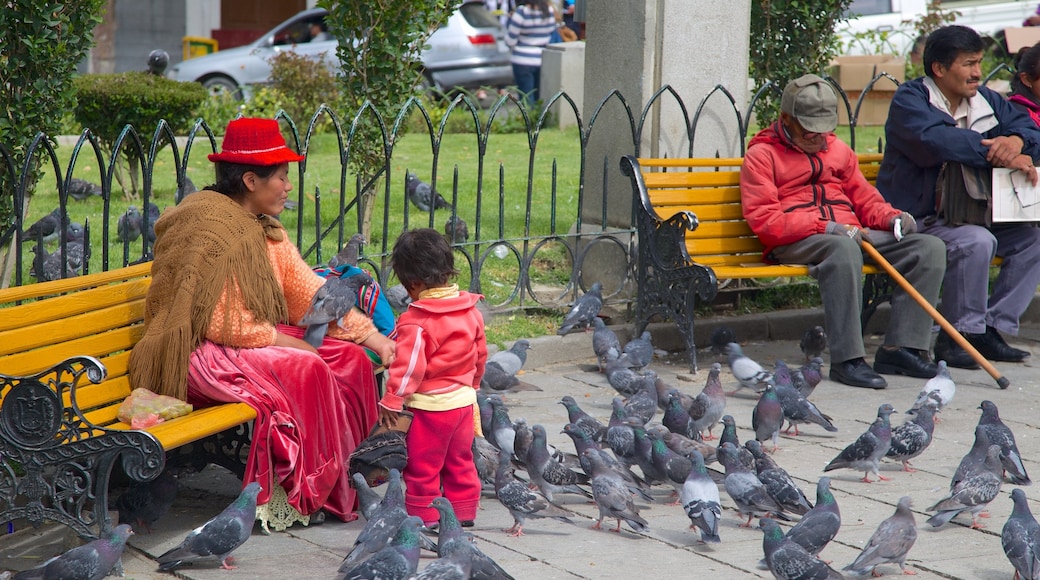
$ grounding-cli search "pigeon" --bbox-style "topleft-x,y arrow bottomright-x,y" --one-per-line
622,372 -> 659,425
385,284 -> 413,312
176,175 -> 198,200
794,357 -> 825,398
525,424 -> 591,502
481,360 -> 521,392
328,233 -> 366,269
662,390 -> 699,440
67,177 -> 103,200
406,171 -> 451,212
843,495 -> 918,578
655,374 -> 693,412
785,477 -> 841,557
13,524 -> 133,580
709,325 -> 736,358
142,202 -> 161,243
352,472 -> 384,521
760,518 -> 844,580
725,342 -> 772,394
494,448 -> 574,536
746,440 -> 813,516
561,423 -> 651,501
799,325 -> 828,361
559,396 -> 607,443
341,470 -> 425,571
660,429 -> 718,467
115,468 -> 178,533
583,448 -> 649,533
688,362 -> 726,440
907,360 -> 955,417
33,241 -> 85,281
718,442 -> 787,527
473,435 -> 501,489
952,425 -> 994,492
116,206 -> 142,243
605,356 -> 642,397
1002,488 -> 1040,580
430,497 -> 515,580
618,330 -> 653,370
648,429 -> 697,500
605,397 -> 637,469
487,396 -> 516,457
823,403 -> 894,483
413,551 -> 473,580
752,384 -> 784,452
556,281 -> 603,335
592,317 -> 621,371
444,215 -> 469,244
489,339 -> 530,378
886,401 -> 937,472
156,481 -> 261,571
23,208 -> 62,243
718,415 -> 755,472
978,399 -> 1032,486
511,418 -> 534,470
927,444 -> 1003,528
299,270 -> 374,348
337,516 -> 423,580
680,449 -> 722,544
772,361 -> 837,436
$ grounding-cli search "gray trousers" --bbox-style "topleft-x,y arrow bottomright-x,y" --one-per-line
770,231 -> 947,363
920,220 -> 1040,336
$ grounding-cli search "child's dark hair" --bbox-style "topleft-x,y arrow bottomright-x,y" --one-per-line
391,228 -> 458,290
1013,43 -> 1040,95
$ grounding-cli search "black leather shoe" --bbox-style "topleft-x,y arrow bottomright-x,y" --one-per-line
966,326 -> 1031,363
873,346 -> 939,378
934,331 -> 980,369
830,358 -> 887,389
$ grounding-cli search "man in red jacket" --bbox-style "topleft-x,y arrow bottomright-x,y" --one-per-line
741,74 -> 947,389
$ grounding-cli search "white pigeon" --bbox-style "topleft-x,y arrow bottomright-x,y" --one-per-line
907,360 -> 955,416
725,342 -> 772,394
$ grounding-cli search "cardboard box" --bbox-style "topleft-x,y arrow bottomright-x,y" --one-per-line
829,54 -> 906,92
836,90 -> 893,126
1005,27 -> 1040,53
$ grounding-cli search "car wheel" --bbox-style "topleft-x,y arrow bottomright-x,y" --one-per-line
201,75 -> 242,100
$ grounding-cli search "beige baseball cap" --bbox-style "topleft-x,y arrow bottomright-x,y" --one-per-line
780,74 -> 838,133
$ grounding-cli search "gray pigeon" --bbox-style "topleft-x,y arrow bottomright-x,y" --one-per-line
328,233 -> 366,269
605,356 -> 642,397
680,449 -> 722,544
952,425 -> 994,492
823,403 -> 894,483
33,241 -> 85,281
796,357 -> 825,398
718,415 -> 755,472
592,317 -> 621,371
526,424 -> 591,502
299,271 -> 374,348
927,444 -> 1003,528
688,363 -> 726,440
414,551 -> 473,580
559,396 -> 607,443
142,202 -> 160,243
799,325 -> 828,361
725,342 -> 772,394
843,496 -> 918,577
583,448 -> 649,533
494,448 -> 574,536
13,524 -> 133,580
385,284 -> 413,312
406,171 -> 451,212
1002,488 -> 1040,580
622,374 -> 659,427
115,468 -> 178,533
176,175 -> 198,200
773,361 -> 837,436
907,360 -> 955,416
618,330 -> 653,370
338,516 -> 423,580
67,177 -> 103,200
23,208 -> 62,243
351,472 -> 383,521
885,402 -> 937,472
562,423 -> 652,501
662,390 -> 699,440
746,440 -> 813,516
487,396 -> 516,456
605,398 -> 637,468
489,339 -> 531,378
341,470 -> 416,571
978,399 -> 1032,486
785,477 -> 841,557
116,205 -> 142,243
661,429 -> 718,467
473,435 -> 501,490
752,384 -> 784,452
444,215 -> 469,244
430,497 -> 515,580
655,374 -> 693,412
556,282 -> 603,335
481,360 -> 521,392
760,518 -> 844,580
718,442 -> 787,527
156,481 -> 261,571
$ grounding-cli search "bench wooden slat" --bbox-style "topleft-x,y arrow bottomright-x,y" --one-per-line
0,279 -> 150,332
0,299 -> 145,357
639,157 -> 744,167
650,186 -> 741,206
0,326 -> 142,376
106,403 -> 258,450
0,262 -> 152,305
643,171 -> 742,188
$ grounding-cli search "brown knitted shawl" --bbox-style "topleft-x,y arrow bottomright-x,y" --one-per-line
128,190 -> 289,400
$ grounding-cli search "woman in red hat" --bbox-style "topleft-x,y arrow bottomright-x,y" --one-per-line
129,117 -> 396,525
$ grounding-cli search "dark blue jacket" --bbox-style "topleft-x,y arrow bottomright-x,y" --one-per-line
876,77 -> 1040,218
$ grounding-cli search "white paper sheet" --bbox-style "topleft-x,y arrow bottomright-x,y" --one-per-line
992,167 -> 1040,222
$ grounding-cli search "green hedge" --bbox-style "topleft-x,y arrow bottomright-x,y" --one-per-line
73,72 -> 207,146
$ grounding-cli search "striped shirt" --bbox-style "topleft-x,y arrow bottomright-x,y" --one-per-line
505,5 -> 556,67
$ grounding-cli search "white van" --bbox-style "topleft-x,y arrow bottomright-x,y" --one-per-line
838,0 -> 1037,56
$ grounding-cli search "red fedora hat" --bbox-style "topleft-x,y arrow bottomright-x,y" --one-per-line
208,118 -> 305,165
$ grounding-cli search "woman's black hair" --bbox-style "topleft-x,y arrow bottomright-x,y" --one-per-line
390,228 -> 458,291
1012,43 -> 1040,95
206,162 -> 282,199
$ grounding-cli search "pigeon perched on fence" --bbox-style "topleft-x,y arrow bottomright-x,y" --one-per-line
592,317 -> 621,371
583,448 -> 649,533
725,342 -> 772,394
67,177 -> 103,201
444,215 -> 469,244
337,516 -> 423,580
117,205 -> 142,243
1002,488 -> 1040,580
799,325 -> 828,361
680,449 -> 722,544
556,282 -> 603,335
299,271 -> 374,348
823,403 -> 894,483
843,495 -> 918,577
886,401 -> 937,472
328,233 -> 365,269
13,524 -> 133,580
907,360 -> 955,417
927,444 -> 1003,528
406,171 -> 451,212
156,481 -> 261,571
978,399 -> 1032,486
494,450 -> 573,537
115,468 -> 178,533
23,208 -> 62,243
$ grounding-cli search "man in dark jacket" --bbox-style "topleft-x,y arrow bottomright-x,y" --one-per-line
877,25 -> 1040,369
742,74 -> 947,389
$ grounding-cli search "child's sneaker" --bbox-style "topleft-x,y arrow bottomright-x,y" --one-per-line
461,520 -> 475,527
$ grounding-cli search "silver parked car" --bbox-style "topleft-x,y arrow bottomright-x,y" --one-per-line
168,2 -> 513,100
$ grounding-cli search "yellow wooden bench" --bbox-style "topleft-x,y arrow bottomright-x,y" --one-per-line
0,263 -> 256,539
621,153 -> 903,372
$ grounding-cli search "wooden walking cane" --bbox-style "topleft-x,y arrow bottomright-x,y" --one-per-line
861,240 -> 1010,389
